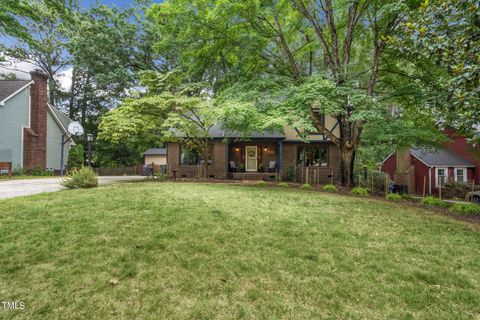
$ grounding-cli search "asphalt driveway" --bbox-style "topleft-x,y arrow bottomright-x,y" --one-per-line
0,176 -> 146,200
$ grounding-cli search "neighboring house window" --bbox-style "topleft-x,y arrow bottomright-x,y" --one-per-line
180,146 -> 212,165
297,146 -> 328,167
455,168 -> 467,183
435,168 -> 448,187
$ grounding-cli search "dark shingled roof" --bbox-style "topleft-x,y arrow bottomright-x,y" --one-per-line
0,80 -> 31,102
411,148 -> 476,167
170,125 -> 285,139
144,148 -> 167,155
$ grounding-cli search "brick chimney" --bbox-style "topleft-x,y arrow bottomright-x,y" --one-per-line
23,70 -> 48,169
395,148 -> 415,193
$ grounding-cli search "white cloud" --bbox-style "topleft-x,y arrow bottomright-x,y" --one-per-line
0,58 -> 37,79
57,67 -> 73,91
0,57 -> 73,91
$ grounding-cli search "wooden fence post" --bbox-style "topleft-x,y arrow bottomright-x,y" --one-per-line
472,180 -> 476,192
330,170 -> 333,185
439,182 -> 442,199
423,176 -> 426,198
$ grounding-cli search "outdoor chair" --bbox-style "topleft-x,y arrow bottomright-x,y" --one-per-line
229,161 -> 237,172
268,161 -> 276,172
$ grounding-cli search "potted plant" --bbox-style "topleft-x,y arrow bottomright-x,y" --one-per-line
258,163 -> 264,172
239,163 -> 246,172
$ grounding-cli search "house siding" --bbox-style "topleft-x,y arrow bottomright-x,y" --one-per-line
144,155 -> 167,165
444,129 -> 480,182
412,155 -> 431,194
0,88 -> 30,167
46,111 -> 71,170
211,141 -> 227,179
381,154 -> 396,180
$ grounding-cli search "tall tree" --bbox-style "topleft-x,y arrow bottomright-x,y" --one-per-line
66,2 -> 163,132
148,0 -> 420,186
99,71 -> 226,178
0,0 -> 65,40
392,0 -> 479,135
1,1 -> 72,104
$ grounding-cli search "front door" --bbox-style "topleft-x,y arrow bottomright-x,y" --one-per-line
245,146 -> 257,172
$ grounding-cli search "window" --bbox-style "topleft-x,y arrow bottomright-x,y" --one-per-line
297,146 -> 328,167
180,146 -> 212,165
435,168 -> 448,187
455,168 -> 467,183
181,148 -> 199,165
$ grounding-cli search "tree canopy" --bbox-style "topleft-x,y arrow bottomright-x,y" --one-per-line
1,0 -> 477,177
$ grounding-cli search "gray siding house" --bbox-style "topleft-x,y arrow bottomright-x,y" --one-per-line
0,71 -> 73,171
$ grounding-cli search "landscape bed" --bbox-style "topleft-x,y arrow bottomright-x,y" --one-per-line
0,182 -> 479,319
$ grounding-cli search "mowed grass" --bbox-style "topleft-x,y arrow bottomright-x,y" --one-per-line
0,183 -> 479,319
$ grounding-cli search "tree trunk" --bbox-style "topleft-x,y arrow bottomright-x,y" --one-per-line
337,114 -> 360,187
48,78 -> 56,106
339,143 -> 356,187
202,138 -> 209,179
68,67 -> 77,119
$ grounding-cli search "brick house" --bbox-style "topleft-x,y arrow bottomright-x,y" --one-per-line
166,117 -> 341,182
0,70 -> 73,171
381,130 -> 479,195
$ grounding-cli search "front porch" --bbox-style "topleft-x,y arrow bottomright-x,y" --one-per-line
226,140 -> 283,179
229,172 -> 279,181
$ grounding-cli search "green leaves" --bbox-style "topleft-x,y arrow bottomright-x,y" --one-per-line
392,0 -> 480,133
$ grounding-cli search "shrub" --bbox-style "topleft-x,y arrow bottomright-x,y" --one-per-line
300,183 -> 313,190
450,203 -> 480,215
444,180 -> 479,198
12,165 -> 24,176
61,166 -> 98,189
422,196 -> 448,208
67,144 -> 85,170
322,184 -> 337,192
256,181 -> 268,187
351,187 -> 369,197
277,182 -> 289,188
386,193 -> 403,201
27,167 -> 53,176
285,165 -> 296,182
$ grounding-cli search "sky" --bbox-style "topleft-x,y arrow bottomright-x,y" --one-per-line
79,0 -> 162,10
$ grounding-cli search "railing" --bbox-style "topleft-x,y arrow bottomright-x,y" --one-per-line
283,165 -> 336,185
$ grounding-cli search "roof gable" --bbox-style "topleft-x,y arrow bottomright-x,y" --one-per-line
0,80 -> 32,104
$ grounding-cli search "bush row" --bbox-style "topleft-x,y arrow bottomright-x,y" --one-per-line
255,182 -> 480,216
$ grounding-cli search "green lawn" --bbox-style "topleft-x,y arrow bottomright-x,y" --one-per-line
1,183 -> 479,319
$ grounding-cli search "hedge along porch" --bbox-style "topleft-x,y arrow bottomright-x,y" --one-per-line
165,124 -> 342,182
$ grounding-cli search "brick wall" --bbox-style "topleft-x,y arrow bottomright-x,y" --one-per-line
282,142 -> 340,183
166,143 -> 180,170
167,141 -> 227,179
212,141 -> 227,179
23,70 -> 48,169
